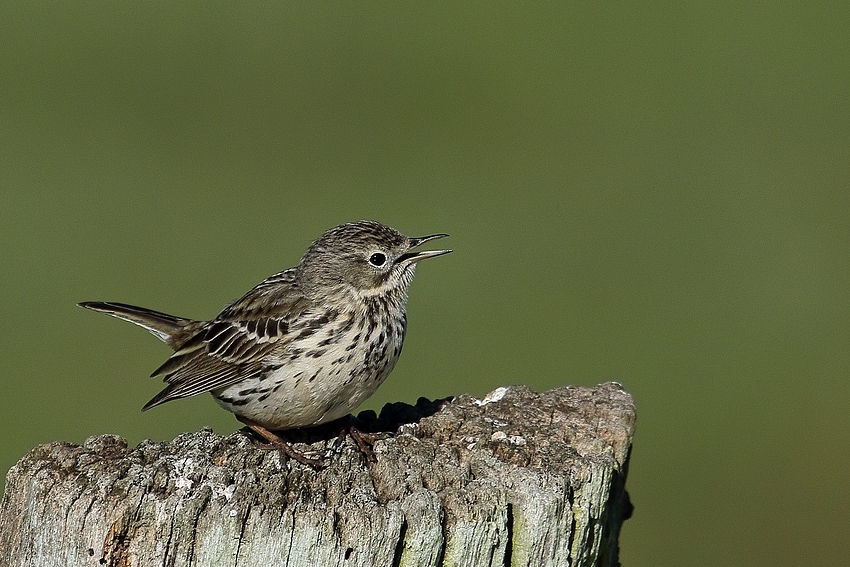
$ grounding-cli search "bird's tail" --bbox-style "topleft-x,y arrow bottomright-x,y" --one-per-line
77,301 -> 203,349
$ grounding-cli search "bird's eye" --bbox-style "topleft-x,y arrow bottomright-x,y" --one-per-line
368,252 -> 387,267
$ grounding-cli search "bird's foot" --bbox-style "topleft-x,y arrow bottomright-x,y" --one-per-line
237,416 -> 326,468
340,417 -> 389,463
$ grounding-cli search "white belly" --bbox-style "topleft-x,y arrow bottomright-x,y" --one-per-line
212,312 -> 406,430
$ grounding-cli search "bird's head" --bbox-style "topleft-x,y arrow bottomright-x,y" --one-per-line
298,220 -> 451,302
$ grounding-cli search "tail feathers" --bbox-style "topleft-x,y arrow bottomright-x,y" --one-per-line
77,301 -> 203,349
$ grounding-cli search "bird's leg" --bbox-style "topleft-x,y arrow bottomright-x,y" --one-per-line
347,425 -> 377,463
236,416 -> 325,468
342,417 -> 389,463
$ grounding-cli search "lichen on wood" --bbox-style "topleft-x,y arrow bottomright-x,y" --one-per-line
0,383 -> 635,567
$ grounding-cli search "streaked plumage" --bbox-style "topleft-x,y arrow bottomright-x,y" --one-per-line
79,221 -> 450,433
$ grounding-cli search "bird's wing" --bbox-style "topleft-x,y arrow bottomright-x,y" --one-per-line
144,268 -> 319,408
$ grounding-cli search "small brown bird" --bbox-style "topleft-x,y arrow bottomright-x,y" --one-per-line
79,220 -> 450,464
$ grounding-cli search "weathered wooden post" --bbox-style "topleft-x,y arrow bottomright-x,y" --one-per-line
0,383 -> 634,567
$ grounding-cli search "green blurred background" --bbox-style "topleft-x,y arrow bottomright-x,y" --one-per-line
2,2 -> 848,565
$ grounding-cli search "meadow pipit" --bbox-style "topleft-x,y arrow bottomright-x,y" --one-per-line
79,221 -> 450,464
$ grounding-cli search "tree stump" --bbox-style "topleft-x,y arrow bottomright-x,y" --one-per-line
0,383 -> 635,567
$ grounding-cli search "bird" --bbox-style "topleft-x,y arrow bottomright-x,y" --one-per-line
78,220 -> 451,465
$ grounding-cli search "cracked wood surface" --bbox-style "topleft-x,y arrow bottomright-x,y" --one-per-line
0,383 -> 635,567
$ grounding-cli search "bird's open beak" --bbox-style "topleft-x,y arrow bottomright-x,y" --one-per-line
399,233 -> 451,263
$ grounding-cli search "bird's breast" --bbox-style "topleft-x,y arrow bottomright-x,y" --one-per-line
212,307 -> 408,430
